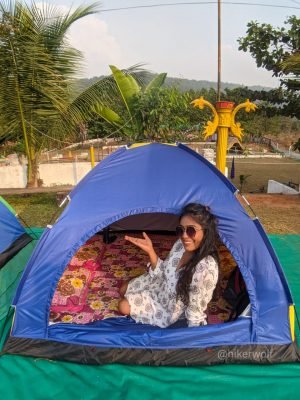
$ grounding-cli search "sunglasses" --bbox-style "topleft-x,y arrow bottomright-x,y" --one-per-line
175,225 -> 203,238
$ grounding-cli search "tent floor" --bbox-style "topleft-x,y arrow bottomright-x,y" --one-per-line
3,336 -> 299,365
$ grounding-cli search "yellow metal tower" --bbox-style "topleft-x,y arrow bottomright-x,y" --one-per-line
191,97 -> 257,174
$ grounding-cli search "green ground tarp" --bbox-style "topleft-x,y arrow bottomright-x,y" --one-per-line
0,228 -> 44,322
0,234 -> 299,400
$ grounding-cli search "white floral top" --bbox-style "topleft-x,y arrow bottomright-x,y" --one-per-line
125,239 -> 219,328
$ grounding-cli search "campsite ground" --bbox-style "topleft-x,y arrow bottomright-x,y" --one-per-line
1,192 -> 299,235
1,156 -> 299,234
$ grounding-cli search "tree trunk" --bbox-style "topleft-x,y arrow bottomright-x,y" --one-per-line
26,153 -> 40,188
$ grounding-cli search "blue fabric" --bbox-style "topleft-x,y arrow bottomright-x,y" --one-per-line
0,201 -> 26,254
11,143 -> 294,348
46,317 -> 253,349
230,157 -> 235,179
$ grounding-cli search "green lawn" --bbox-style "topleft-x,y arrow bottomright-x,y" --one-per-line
4,193 -> 60,227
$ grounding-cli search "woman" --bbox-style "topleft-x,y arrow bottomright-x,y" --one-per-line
118,203 -> 219,328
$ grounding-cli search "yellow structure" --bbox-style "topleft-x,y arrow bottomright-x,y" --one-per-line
191,97 -> 257,174
90,146 -> 95,168
289,304 -> 295,341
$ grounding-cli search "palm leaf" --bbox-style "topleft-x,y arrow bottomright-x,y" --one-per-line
122,63 -> 151,88
0,1 -> 101,185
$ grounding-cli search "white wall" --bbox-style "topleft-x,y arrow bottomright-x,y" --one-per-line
267,180 -> 299,195
0,162 -> 96,188
39,162 -> 95,186
0,165 -> 27,188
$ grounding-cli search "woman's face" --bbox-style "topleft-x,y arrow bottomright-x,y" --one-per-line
179,214 -> 204,252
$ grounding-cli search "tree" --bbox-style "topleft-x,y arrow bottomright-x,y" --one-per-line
0,1 -> 100,186
238,16 -> 300,119
221,87 -> 300,137
238,16 -> 300,89
135,87 -> 192,141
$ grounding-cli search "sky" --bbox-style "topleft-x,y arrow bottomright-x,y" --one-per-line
47,1 -> 299,87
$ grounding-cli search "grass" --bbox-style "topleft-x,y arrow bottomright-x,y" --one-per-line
227,157 -> 300,193
4,193 -> 60,227
2,192 -> 300,235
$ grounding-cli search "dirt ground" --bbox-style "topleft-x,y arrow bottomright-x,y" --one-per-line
239,194 -> 300,234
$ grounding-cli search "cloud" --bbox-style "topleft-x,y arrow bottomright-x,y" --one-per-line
68,16 -> 122,78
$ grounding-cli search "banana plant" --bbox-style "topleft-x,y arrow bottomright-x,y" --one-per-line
92,65 -> 167,141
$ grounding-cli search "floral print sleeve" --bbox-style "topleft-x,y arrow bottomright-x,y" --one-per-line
148,239 -> 182,278
148,257 -> 164,278
185,255 -> 219,327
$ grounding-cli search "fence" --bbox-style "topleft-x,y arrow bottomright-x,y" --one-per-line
39,142 -> 216,164
0,141 -> 293,189
1,143 -> 215,188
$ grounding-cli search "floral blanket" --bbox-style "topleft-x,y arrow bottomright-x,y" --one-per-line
50,234 -> 237,325
50,234 -> 174,324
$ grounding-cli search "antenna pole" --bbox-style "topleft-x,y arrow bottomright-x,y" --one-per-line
217,0 -> 221,101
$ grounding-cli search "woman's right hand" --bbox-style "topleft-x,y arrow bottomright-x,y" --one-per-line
125,232 -> 154,254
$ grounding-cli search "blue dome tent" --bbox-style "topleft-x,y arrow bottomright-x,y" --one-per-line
2,143 -> 299,365
0,197 -> 32,270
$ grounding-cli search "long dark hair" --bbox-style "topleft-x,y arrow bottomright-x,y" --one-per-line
176,203 -> 219,306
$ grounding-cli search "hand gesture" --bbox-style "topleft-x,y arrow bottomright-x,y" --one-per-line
125,232 -> 153,255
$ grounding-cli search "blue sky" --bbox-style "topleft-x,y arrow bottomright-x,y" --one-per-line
47,1 -> 299,87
